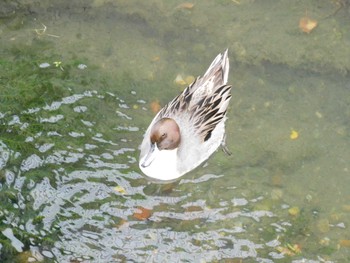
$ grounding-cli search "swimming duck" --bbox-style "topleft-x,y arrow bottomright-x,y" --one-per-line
139,49 -> 232,181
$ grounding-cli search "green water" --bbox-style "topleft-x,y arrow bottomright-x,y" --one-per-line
0,1 -> 350,262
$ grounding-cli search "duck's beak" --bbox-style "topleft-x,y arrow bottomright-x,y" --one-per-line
140,143 -> 159,168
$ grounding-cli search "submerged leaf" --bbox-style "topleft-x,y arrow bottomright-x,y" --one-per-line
133,206 -> 152,220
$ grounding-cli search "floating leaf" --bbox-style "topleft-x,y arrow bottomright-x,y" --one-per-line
53,61 -> 62,67
133,206 -> 152,220
185,206 -> 203,212
174,74 -> 187,86
299,16 -> 318,33
114,185 -> 127,195
288,206 -> 300,216
342,205 -> 350,212
185,75 -> 195,85
317,218 -> 330,233
277,243 -> 302,256
290,130 -> 299,140
339,239 -> 350,247
150,100 -> 161,113
176,3 -> 195,10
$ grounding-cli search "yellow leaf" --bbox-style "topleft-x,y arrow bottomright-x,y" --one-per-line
288,206 -> 300,216
114,185 -> 127,194
290,130 -> 299,140
53,61 -> 62,67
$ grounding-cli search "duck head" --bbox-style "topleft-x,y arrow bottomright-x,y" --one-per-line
140,118 -> 181,168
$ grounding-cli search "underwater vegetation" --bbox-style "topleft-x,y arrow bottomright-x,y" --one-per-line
0,32 -> 139,263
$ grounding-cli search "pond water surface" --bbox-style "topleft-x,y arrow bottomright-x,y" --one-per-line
0,1 -> 350,262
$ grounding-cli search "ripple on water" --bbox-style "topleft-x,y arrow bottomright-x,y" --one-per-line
20,154 -> 43,172
1,228 -> 24,252
1,79 -> 340,263
0,143 -> 10,169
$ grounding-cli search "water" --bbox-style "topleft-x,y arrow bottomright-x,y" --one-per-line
0,1 -> 350,262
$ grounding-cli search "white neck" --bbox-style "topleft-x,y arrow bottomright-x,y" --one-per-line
140,148 -> 180,181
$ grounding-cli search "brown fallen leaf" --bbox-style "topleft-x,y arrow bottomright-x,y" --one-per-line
339,239 -> 350,248
299,16 -> 318,33
185,206 -> 203,212
276,243 -> 302,256
176,3 -> 195,10
133,206 -> 152,220
150,100 -> 161,114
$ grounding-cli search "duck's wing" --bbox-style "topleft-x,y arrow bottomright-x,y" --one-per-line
155,50 -> 231,141
185,49 -> 231,142
191,84 -> 231,141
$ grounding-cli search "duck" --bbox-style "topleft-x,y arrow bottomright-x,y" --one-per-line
139,49 -> 232,181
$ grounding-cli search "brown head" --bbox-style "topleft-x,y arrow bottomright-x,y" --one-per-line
150,118 -> 181,150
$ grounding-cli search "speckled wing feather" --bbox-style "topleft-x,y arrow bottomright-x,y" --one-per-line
154,75 -> 196,117
156,50 -> 231,141
191,84 -> 231,141
157,81 -> 231,142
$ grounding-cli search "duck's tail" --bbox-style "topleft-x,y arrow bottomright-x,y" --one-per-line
202,49 -> 230,86
191,49 -> 230,97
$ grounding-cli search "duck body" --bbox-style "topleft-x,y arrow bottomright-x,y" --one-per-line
139,50 -> 232,181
